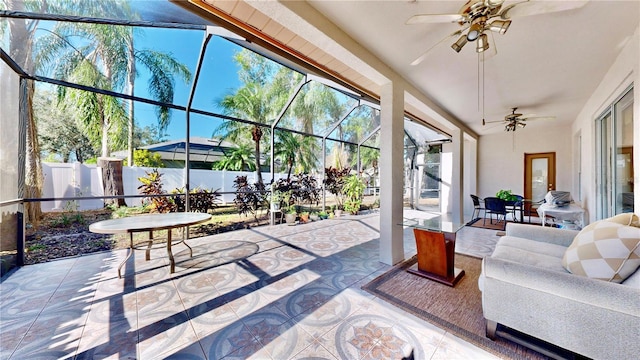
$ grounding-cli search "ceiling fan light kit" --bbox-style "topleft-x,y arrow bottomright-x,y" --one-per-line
466,21 -> 484,41
408,0 -> 588,61
488,19 -> 511,34
451,35 -> 468,52
476,33 -> 489,52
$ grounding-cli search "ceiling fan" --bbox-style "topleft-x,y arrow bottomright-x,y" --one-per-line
408,0 -> 589,65
483,107 -> 556,132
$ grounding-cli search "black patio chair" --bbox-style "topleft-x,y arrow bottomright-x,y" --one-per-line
506,195 -> 524,222
483,197 -> 507,229
470,194 -> 485,220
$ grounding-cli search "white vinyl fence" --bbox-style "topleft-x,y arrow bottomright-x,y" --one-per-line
41,162 -> 291,212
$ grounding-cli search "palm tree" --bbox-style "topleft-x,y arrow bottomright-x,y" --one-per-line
126,44 -> 191,164
212,143 -> 256,171
216,49 -> 298,185
34,8 -> 190,206
38,22 -> 191,159
2,0 -> 53,223
273,131 -> 317,179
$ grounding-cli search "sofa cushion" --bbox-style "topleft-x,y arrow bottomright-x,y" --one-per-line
492,236 -> 568,273
562,220 -> 640,283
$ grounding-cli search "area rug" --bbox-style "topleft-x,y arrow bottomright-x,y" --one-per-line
362,254 -> 554,360
466,217 -> 507,231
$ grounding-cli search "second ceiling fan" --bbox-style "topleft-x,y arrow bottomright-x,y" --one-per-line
483,107 -> 556,132
408,0 -> 589,65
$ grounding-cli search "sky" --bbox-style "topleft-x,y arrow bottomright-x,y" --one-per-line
133,27 -> 242,141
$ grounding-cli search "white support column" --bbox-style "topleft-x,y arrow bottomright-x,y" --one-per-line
451,129 -> 464,223
443,129 -> 465,223
379,81 -> 405,265
464,136 -> 478,218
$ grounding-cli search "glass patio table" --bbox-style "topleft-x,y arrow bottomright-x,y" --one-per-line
89,212 -> 211,278
402,218 -> 466,287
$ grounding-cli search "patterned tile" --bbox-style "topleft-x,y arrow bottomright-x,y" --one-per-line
0,212 -> 507,360
137,308 -> 198,359
430,332 -> 500,360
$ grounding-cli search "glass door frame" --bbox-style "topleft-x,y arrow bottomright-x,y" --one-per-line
595,85 -> 634,219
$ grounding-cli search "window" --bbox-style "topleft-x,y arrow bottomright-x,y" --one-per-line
595,86 -> 634,218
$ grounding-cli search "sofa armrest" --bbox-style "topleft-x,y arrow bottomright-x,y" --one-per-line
505,223 -> 579,247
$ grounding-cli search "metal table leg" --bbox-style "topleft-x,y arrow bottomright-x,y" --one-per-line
118,233 -> 135,279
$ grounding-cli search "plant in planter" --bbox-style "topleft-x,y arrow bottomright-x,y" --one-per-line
318,211 -> 329,220
270,188 -> 283,211
331,204 -> 342,217
299,211 -> 310,223
496,189 -> 518,202
309,212 -> 320,221
285,205 -> 297,225
342,175 -> 366,215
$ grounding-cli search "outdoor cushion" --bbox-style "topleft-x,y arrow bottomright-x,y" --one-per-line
562,220 -> 640,283
607,213 -> 640,227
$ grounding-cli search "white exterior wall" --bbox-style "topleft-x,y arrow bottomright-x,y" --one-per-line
40,163 -> 288,212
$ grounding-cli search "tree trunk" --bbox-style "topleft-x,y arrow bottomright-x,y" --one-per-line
252,126 -> 263,185
9,0 -> 43,225
23,80 -> 43,225
127,38 -> 135,166
98,157 -> 127,207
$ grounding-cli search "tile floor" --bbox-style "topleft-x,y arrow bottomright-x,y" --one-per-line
1,211 -> 506,360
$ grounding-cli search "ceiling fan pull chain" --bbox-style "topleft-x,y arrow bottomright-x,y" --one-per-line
477,52 -> 481,112
482,51 -> 485,121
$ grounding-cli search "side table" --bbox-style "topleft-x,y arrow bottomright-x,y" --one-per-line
403,218 -> 466,287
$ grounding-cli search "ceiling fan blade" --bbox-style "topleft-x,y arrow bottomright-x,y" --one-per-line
406,14 -> 465,25
521,115 -> 556,121
500,0 -> 589,20
483,119 -> 508,124
411,29 -> 463,66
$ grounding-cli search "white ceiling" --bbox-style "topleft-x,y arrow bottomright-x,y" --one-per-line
306,0 -> 640,135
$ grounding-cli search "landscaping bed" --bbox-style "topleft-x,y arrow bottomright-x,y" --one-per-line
24,207 -> 271,265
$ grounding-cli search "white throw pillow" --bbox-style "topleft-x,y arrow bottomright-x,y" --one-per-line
562,220 -> 640,283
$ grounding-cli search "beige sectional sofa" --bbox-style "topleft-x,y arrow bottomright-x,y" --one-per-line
479,221 -> 640,359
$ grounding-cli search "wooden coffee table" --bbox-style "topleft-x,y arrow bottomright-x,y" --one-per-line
89,212 -> 211,278
403,218 -> 466,287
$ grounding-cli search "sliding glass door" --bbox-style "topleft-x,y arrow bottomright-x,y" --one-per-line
596,87 -> 634,218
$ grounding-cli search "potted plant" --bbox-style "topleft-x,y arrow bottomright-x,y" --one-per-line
342,175 -> 366,215
496,189 -> 518,202
318,211 -> 329,220
270,188 -> 283,211
285,205 -> 297,225
309,212 -> 320,221
331,204 -> 342,218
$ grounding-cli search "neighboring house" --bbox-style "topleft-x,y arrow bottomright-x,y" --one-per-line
113,137 -> 242,170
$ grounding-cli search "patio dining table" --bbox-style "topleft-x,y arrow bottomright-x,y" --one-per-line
89,212 -> 211,278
